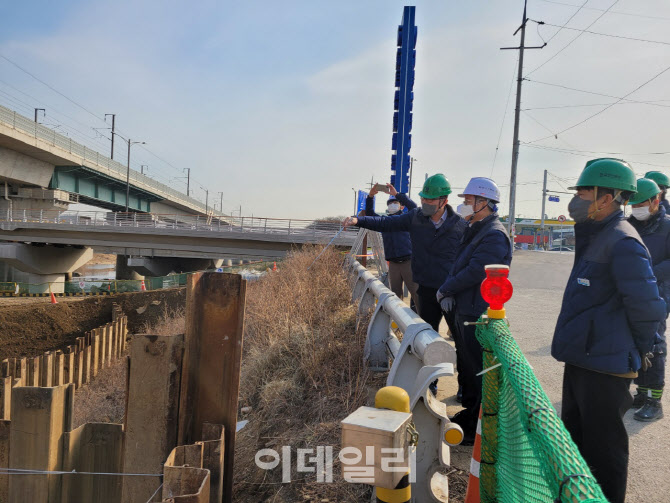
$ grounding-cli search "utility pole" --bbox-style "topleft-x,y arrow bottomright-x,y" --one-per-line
125,138 -> 146,212
501,0 -> 545,237
540,169 -> 547,249
205,189 -> 209,213
218,192 -> 223,215
105,114 -> 116,159
184,168 -> 191,197
34,108 -> 45,123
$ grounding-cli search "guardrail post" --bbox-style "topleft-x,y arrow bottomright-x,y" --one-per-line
22,209 -> 26,222
240,217 -> 244,231
288,220 -> 291,235
39,209 -> 43,223
195,215 -> 199,230
133,212 -> 137,227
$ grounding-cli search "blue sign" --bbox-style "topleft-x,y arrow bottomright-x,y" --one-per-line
357,190 -> 370,214
390,6 -> 417,194
548,195 -> 560,202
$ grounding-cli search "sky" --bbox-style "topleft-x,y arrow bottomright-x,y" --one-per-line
1,0 -> 670,220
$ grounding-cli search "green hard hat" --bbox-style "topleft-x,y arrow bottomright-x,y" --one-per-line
568,158 -> 637,192
644,171 -> 670,188
628,178 -> 661,205
419,174 -> 452,199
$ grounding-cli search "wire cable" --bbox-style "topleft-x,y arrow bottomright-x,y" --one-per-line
525,63 -> 670,144
543,1 -> 590,45
522,144 -> 670,168
536,0 -> 670,22
490,57 -> 518,177
538,21 -> 670,47
525,0 -> 620,77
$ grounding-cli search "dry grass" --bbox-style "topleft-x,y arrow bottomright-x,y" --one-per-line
233,246 -> 383,502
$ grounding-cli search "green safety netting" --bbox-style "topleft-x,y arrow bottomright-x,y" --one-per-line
476,317 -> 608,503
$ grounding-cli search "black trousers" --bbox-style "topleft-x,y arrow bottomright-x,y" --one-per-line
451,312 -> 483,435
561,364 -> 632,503
416,285 -> 456,335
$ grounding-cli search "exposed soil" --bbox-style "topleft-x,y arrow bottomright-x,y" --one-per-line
0,288 -> 186,360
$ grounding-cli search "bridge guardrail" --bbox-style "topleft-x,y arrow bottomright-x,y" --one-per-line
344,252 -> 460,502
0,209 -> 357,241
0,104 -> 211,214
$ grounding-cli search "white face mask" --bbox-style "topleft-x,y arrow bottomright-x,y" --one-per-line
458,204 -> 474,218
387,203 -> 401,214
631,206 -> 652,221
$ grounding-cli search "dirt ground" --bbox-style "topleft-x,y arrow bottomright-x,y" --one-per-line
0,288 -> 186,360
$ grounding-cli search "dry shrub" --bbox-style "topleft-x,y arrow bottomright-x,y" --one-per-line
234,246 -> 383,502
73,353 -> 127,428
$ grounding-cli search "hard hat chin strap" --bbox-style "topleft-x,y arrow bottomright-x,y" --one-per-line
590,187 -> 621,219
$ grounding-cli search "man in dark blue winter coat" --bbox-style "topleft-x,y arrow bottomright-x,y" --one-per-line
628,177 -> 670,422
343,174 -> 466,340
436,177 -> 512,444
365,183 -> 418,308
645,170 -> 670,212
553,158 -> 666,503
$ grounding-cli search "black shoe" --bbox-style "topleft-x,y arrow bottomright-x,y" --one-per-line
460,434 -> 475,446
631,391 -> 646,409
634,397 -> 664,422
456,386 -> 463,403
429,380 -> 438,397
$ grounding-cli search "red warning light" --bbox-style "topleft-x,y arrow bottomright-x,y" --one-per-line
480,265 -> 513,317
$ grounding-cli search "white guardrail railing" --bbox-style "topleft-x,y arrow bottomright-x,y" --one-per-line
0,104 -> 211,214
344,251 -> 460,502
0,209 -> 356,240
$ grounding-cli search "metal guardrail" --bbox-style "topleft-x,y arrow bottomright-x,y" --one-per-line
344,252 -> 459,503
0,104 -> 212,214
0,209 -> 356,240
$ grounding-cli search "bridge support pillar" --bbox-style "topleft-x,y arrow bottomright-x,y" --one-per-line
116,256 -> 144,281
126,257 -> 223,277
0,243 -> 92,294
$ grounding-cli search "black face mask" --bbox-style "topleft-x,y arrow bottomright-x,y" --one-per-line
568,195 -> 592,223
422,201 -> 443,216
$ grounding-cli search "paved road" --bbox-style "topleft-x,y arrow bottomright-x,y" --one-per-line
439,250 -> 669,503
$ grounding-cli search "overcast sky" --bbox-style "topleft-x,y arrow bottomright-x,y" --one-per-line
1,0 -> 669,219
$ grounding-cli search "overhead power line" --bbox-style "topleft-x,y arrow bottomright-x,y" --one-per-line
523,99 -> 670,111
525,63 -> 670,143
537,21 -> 670,47
522,144 -> 670,169
536,0 -> 670,22
525,0 -> 619,77
542,0 -> 589,44
525,79 -> 670,109
490,57 -> 518,177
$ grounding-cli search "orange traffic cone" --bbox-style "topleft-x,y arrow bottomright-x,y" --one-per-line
272,262 -> 277,272
140,279 -> 146,291
50,291 -> 58,305
464,408 -> 483,503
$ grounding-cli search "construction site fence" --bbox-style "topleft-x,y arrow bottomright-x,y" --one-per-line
475,316 -> 607,502
0,261 -> 271,296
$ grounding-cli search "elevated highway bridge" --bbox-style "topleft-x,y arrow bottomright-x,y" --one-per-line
0,209 -> 356,292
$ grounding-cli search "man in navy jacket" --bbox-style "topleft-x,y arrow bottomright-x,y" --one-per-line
437,177 -> 512,443
628,177 -> 670,422
365,183 -> 418,309
344,174 -> 466,341
553,159 -> 666,503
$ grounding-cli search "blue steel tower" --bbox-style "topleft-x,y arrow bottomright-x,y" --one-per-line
390,6 -> 417,194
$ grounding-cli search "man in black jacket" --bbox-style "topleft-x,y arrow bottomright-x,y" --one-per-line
437,177 -> 512,443
365,183 -> 418,309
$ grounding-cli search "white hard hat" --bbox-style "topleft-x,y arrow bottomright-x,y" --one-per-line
458,177 -> 501,203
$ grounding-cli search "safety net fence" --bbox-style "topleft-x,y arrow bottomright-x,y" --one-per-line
476,317 -> 608,503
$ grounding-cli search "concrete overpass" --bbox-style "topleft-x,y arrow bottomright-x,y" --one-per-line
0,104 -> 211,215
0,209 -> 356,292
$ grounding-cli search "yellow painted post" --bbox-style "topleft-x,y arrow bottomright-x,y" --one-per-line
374,386 -> 411,503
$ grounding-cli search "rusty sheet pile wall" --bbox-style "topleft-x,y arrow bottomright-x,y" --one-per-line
0,272 -> 244,503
